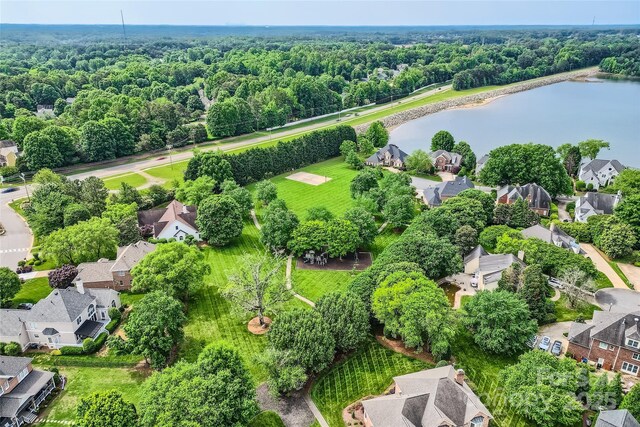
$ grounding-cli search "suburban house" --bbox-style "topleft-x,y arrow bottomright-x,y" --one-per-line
429,150 -> 463,173
137,199 -> 200,241
595,410 -> 640,427
575,191 -> 623,223
0,141 -> 19,167
0,356 -> 56,427
579,159 -> 625,190
521,223 -> 582,254
72,241 -> 155,291
464,245 -> 525,291
34,105 -> 54,118
496,183 -> 552,217
567,310 -> 640,376
0,286 -> 120,351
475,154 -> 490,176
361,366 -> 492,427
421,176 -> 475,207
365,144 -> 409,169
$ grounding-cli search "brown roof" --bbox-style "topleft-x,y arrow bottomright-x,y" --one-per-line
137,200 -> 197,237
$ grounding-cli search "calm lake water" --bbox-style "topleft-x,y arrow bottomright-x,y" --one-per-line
389,78 -> 640,167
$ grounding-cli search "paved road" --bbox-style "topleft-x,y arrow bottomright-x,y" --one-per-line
0,193 -> 33,269
581,243 -> 628,289
595,288 -> 640,313
617,262 -> 640,291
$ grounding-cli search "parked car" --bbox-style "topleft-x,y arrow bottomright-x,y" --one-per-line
1,187 -> 18,193
538,336 -> 551,351
551,340 -> 563,356
17,303 -> 33,310
548,277 -> 564,289
526,335 -> 538,349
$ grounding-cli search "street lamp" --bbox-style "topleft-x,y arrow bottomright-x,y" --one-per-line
166,144 -> 174,173
20,173 -> 30,202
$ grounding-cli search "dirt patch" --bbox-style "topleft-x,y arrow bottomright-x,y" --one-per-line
256,383 -> 315,427
296,252 -> 372,271
134,360 -> 153,376
248,316 -> 272,335
375,333 -> 436,365
285,171 -> 331,186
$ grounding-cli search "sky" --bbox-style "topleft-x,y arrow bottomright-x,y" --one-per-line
1,0 -> 639,26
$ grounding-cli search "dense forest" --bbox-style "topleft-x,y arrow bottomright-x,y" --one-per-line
0,26 -> 638,172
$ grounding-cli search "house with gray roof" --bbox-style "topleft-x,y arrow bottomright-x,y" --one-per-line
365,144 -> 409,169
0,286 -> 120,350
361,366 -> 492,427
0,356 -> 55,427
73,241 -> 155,291
579,159 -> 625,190
429,150 -> 463,173
475,154 -> 490,176
420,176 -> 475,207
595,410 -> 640,427
575,191 -> 623,223
464,246 -> 525,291
567,310 -> 640,376
521,223 -> 582,254
496,183 -> 552,217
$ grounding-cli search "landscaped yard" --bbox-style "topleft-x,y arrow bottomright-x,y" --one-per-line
311,339 -> 429,427
144,162 -> 187,184
553,293 -> 599,322
12,277 -> 50,307
291,268 -> 354,302
102,172 -> 148,190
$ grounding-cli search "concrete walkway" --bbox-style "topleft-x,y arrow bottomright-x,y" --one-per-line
551,288 -> 562,302
581,244 -> 627,289
286,255 -> 315,307
617,262 -> 640,291
303,392 -> 329,427
250,209 -> 262,230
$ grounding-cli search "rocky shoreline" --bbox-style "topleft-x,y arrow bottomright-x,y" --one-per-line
354,68 -> 599,134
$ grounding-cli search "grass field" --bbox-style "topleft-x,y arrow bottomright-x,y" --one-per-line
102,172 -> 148,190
12,277 -> 50,307
144,162 -> 186,184
311,339 -> 429,427
291,268 -> 354,302
369,227 -> 403,258
553,294 -> 599,322
248,411 -> 286,427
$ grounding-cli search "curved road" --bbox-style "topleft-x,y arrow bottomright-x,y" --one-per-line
0,190 -> 32,268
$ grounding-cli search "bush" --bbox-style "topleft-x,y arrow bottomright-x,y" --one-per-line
51,349 -> 62,356
60,346 -> 85,355
479,225 -> 513,251
105,319 -> 119,333
108,307 -> 122,322
3,342 -> 21,356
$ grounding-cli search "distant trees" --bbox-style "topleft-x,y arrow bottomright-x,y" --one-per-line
365,121 -> 389,148
430,130 -> 455,152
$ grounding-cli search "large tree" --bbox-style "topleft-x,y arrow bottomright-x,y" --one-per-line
196,195 -> 243,246
621,383 -> 640,420
556,143 -> 582,177
222,253 -> 289,328
405,149 -> 433,174
430,130 -> 455,152
365,121 -> 389,148
383,194 -> 415,229
255,180 -> 278,205
463,290 -> 538,355
453,141 -> 476,171
260,200 -> 299,251
457,189 -> 495,225
0,267 -> 21,306
343,206 -> 378,248
43,218 -> 118,266
326,219 -> 359,259
131,241 -> 209,300
316,292 -> 369,352
175,176 -> 216,206
519,264 -> 555,324
75,391 -> 138,427
139,343 -> 258,426
578,139 -> 610,160
350,168 -> 380,198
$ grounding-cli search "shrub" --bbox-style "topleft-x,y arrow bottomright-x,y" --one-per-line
108,307 -> 122,322
3,342 -> 21,356
105,319 -> 119,333
48,264 -> 79,289
60,346 -> 85,355
575,181 -> 586,191
0,342 -> 5,354
51,349 -> 62,356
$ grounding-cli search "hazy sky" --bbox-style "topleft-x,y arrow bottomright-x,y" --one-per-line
2,1 -> 639,26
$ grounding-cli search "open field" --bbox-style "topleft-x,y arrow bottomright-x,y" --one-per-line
12,277 -> 50,307
311,339 -> 429,427
102,172 -> 148,190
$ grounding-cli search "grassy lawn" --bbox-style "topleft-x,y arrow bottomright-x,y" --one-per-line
595,271 -> 614,289
144,162 -> 187,184
369,227 -> 403,258
120,292 -> 145,307
12,277 -> 50,306
248,411 -> 286,427
609,261 -> 633,288
291,268 -> 354,302
311,339 -> 429,427
553,293 -> 599,322
102,172 -> 148,190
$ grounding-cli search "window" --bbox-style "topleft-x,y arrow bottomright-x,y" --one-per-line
18,368 -> 28,381
627,339 -> 640,349
76,316 -> 82,325
175,225 -> 179,230
599,342 -> 608,350
471,416 -> 485,427
118,271 -> 125,277
633,353 -> 640,362
621,362 -> 639,375
34,334 -> 39,338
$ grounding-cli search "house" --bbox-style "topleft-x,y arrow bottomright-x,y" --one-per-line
361,366 -> 492,427
137,199 -> 200,241
521,223 -> 582,254
429,150 -> 463,173
0,356 -> 56,427
575,191 -> 623,223
595,410 -> 640,427
496,183 -> 552,217
579,159 -> 625,190
35,105 -> 54,118
72,241 -> 155,291
475,154 -> 490,176
365,144 -> 409,169
0,286 -> 120,350
0,141 -> 19,167
567,310 -> 640,376
420,176 -> 475,207
464,246 -> 525,291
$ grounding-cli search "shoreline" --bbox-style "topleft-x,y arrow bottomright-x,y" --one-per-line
355,67 -> 599,134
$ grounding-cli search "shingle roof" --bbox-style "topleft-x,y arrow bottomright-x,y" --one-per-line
438,176 -> 474,198
595,410 -> 640,427
138,200 -> 198,237
365,144 -> 409,165
86,288 -> 119,309
0,309 -> 27,338
0,369 -> 54,418
429,150 -> 463,166
28,287 -> 95,323
422,187 -> 442,207
581,159 -> 626,175
0,140 -> 17,148
497,183 -> 551,209
0,356 -> 31,377
112,241 -> 155,271
568,311 -> 640,348
464,245 -> 488,264
74,259 -> 114,284
577,192 -> 620,216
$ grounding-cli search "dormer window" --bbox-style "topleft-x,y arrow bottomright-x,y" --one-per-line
471,416 -> 485,427
76,316 -> 82,325
627,339 -> 640,349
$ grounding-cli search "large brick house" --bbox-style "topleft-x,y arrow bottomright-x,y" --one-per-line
72,241 -> 155,291
496,183 -> 552,217
429,150 -> 463,173
365,144 -> 409,169
567,311 -> 640,376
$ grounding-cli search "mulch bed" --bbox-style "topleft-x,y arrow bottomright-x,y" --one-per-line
375,333 -> 436,365
247,316 -> 272,335
296,252 -> 373,271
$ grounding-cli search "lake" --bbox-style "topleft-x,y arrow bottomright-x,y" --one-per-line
389,78 -> 640,167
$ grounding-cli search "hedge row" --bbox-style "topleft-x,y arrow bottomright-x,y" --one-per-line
59,332 -> 108,356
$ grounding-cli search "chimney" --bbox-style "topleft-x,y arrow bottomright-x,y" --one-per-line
455,369 -> 465,386
76,281 -> 85,294
517,250 -> 525,261
182,204 -> 189,214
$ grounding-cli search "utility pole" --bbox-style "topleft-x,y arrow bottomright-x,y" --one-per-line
120,10 -> 127,49
20,173 -> 30,202
167,145 -> 174,173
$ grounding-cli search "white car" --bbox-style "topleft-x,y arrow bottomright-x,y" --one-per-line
538,336 -> 551,351
548,277 -> 564,289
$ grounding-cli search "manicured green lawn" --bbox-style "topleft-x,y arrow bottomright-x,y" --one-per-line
120,292 -> 145,307
311,339 -> 429,427
248,411 -> 286,427
12,277 -> 50,306
369,227 -> 403,258
291,268 -> 354,302
102,172 -> 148,190
144,162 -> 187,183
595,271 -> 614,289
553,294 -> 599,322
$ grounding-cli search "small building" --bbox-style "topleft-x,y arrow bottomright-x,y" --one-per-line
420,176 -> 475,208
0,356 -> 56,427
464,246 -> 525,291
595,410 -> 640,427
35,105 -> 54,118
521,223 -> 582,254
137,200 -> 200,241
0,140 -> 19,167
361,366 -> 492,427
475,154 -> 490,176
73,241 -> 155,291
429,150 -> 463,173
496,183 -> 552,217
579,159 -> 625,190
567,310 -> 640,376
575,191 -> 623,223
365,144 -> 409,169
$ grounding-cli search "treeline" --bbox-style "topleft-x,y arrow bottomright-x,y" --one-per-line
599,46 -> 640,76
185,125 -> 356,185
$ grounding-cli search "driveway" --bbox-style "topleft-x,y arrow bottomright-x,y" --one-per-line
581,244 -> 627,289
556,196 -> 576,223
617,263 -> 640,291
538,321 -> 577,355
595,288 -> 640,313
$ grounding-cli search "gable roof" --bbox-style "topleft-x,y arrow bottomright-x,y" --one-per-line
112,241 -> 155,272
464,245 -> 488,264
28,287 -> 95,323
596,410 -> 640,427
138,200 -> 198,237
0,356 -> 31,377
422,187 -> 442,207
365,144 -> 409,165
497,183 -> 551,209
577,192 -> 621,216
438,176 -> 474,198
74,259 -> 114,284
429,150 -> 462,166
0,309 -> 27,338
581,159 -> 625,175
0,140 -> 17,149
476,154 -> 490,166
568,311 -> 640,348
